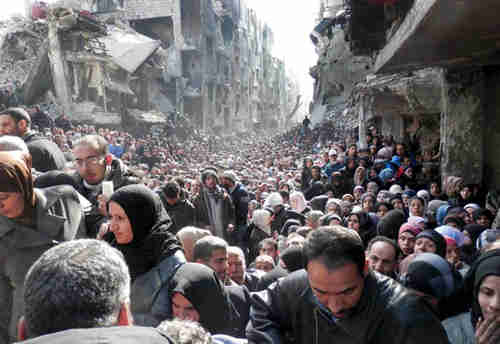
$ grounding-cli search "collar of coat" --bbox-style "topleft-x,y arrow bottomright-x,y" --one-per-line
0,187 -> 68,248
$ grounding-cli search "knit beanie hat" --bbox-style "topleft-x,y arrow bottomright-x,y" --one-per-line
402,253 -> 462,300
416,230 -> 447,258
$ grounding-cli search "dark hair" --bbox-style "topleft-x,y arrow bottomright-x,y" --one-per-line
303,226 -> 365,274
193,236 -> 228,261
24,240 -> 130,338
279,190 -> 290,203
367,236 -> 400,259
163,182 -> 180,199
375,202 -> 393,213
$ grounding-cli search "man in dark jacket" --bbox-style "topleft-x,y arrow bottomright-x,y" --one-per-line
221,170 -> 249,246
0,107 -> 66,172
70,135 -> 140,237
192,167 -> 236,244
17,239 -> 174,344
246,226 -> 450,344
158,181 -> 195,234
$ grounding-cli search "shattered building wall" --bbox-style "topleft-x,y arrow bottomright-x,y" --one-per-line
13,0 -> 297,134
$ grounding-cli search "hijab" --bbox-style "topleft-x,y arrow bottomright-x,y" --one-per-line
170,263 -> 233,334
108,184 -> 181,280
0,152 -> 35,222
109,184 -> 173,245
464,249 -> 500,328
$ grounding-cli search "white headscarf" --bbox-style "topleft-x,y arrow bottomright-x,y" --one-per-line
252,209 -> 272,235
289,191 -> 306,213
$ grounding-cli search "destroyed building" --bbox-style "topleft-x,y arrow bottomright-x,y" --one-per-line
2,0 -> 300,135
311,0 -> 500,188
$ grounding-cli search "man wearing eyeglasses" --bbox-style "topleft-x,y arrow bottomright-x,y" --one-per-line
71,135 -> 140,238
0,107 -> 66,172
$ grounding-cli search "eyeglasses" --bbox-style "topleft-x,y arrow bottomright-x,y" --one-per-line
75,155 -> 104,168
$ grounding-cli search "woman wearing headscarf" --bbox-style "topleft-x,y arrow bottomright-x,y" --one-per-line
248,208 -> 273,264
106,184 -> 182,280
105,184 -> 185,324
0,152 -> 86,343
442,249 -> 500,344
300,157 -> 313,192
347,211 -> 376,247
289,191 -> 309,215
170,263 -> 235,335
415,230 -> 447,258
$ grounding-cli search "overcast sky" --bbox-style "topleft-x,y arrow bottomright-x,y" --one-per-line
0,1 -> 318,108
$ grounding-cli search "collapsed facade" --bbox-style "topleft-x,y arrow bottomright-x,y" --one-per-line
311,0 -> 500,188
2,0 -> 301,135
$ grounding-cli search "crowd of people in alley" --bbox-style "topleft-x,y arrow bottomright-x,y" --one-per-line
0,103 -> 499,344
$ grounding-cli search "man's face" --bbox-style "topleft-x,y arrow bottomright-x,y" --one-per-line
227,253 -> 245,284
73,145 -> 107,185
204,175 -> 217,189
367,241 -> 397,276
203,248 -> 228,281
0,115 -> 21,136
311,168 -> 320,179
308,260 -> 365,319
221,177 -> 232,189
260,243 -> 277,261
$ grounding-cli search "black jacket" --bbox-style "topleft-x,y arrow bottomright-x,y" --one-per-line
226,285 -> 252,338
24,131 -> 66,172
158,193 -> 195,235
228,183 -> 249,228
18,326 -> 175,344
246,270 -> 450,344
71,158 -> 140,237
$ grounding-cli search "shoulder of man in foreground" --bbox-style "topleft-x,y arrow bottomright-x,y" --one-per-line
16,326 -> 175,344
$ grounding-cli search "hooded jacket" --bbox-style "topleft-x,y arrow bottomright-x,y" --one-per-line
246,270 -> 449,344
23,130 -> 67,173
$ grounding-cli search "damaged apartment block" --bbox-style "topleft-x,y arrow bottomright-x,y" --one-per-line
6,0 -> 301,135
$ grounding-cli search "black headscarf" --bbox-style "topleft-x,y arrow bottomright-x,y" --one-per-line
465,249 -> 500,328
170,263 -> 233,334
108,184 -> 181,280
416,230 -> 447,258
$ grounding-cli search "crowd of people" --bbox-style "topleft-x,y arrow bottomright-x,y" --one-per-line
0,104 -> 499,344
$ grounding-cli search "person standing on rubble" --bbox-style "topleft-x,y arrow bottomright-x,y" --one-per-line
0,107 -> 66,172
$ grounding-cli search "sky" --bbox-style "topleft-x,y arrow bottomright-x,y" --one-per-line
0,1 -> 318,111
247,1 -> 318,111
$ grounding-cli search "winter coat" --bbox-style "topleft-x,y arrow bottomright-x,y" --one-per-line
0,186 -> 86,343
24,131 -> 67,172
442,312 -> 475,344
158,194 -> 196,235
17,326 -> 175,344
246,270 -> 450,344
192,186 -> 235,243
228,183 -> 249,228
71,158 -> 140,237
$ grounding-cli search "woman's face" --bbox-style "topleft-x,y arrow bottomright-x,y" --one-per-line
0,192 -> 25,219
172,292 -> 200,322
415,237 -> 437,254
354,189 -> 363,200
376,205 -> 389,218
347,215 -> 360,232
362,197 -> 374,212
398,232 -> 416,256
410,199 -> 424,217
430,183 -> 440,195
109,201 -> 133,244
478,275 -> 500,321
445,242 -> 460,267
305,160 -> 313,168
460,187 -> 472,200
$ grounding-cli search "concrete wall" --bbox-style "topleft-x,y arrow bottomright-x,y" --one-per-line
484,68 -> 500,189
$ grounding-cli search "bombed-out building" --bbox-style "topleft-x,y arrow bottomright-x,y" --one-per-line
5,0 -> 300,135
311,0 -> 500,188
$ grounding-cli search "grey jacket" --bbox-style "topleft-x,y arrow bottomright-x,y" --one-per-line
0,186 -> 86,344
442,312 -> 475,344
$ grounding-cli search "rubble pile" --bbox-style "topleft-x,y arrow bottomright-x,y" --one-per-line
0,17 -> 47,89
